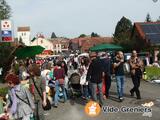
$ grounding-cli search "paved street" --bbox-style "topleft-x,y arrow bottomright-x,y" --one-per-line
45,77 -> 160,120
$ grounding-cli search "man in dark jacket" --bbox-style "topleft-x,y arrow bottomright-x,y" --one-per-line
100,53 -> 112,99
86,52 -> 104,106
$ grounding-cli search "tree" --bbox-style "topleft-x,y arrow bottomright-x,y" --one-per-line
113,16 -> 133,49
51,32 -> 57,38
145,13 -> 152,22
0,0 -> 12,82
79,34 -> 86,38
91,32 -> 99,37
19,37 -> 25,45
0,0 -> 11,19
157,16 -> 160,22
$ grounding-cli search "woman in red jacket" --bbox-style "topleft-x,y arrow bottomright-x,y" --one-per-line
53,62 -> 67,107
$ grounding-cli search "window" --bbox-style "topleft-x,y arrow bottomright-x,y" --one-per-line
61,45 -> 65,49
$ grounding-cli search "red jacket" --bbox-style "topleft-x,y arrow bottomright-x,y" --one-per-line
54,67 -> 65,80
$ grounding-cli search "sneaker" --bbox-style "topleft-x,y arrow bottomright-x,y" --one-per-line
119,97 -> 124,102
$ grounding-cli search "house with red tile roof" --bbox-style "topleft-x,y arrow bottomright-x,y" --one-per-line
131,22 -> 160,50
49,37 -> 69,54
70,36 -> 113,52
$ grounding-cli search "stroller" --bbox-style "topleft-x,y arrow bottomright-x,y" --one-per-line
67,72 -> 81,98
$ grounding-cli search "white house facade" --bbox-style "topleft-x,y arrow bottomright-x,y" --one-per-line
17,27 -> 31,46
30,37 -> 53,50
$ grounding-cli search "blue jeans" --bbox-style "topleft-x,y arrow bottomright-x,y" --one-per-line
54,80 -> 67,105
81,85 -> 89,98
90,82 -> 104,105
115,76 -> 125,98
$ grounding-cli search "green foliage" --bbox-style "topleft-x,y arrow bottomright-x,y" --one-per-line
0,87 -> 8,97
0,43 -> 15,82
0,0 -> 12,19
157,16 -> 160,22
145,66 -> 160,80
79,34 -> 87,38
0,0 -> 13,81
145,13 -> 152,22
51,32 -> 57,38
0,43 -> 14,66
113,16 -> 133,50
91,32 -> 99,37
19,37 -> 25,45
31,37 -> 36,42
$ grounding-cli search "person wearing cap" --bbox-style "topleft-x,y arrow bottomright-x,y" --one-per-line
86,52 -> 104,106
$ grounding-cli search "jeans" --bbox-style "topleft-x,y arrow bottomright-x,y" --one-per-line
81,85 -> 89,98
54,80 -> 67,105
115,76 -> 125,98
90,82 -> 104,105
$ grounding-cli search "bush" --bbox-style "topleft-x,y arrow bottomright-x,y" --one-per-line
145,66 -> 160,80
0,87 -> 8,97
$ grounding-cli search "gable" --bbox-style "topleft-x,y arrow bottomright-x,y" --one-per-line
133,22 -> 160,45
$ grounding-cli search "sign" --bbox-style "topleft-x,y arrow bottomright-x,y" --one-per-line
0,20 -> 14,42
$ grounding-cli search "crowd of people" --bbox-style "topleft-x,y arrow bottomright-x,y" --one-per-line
0,50 -> 144,120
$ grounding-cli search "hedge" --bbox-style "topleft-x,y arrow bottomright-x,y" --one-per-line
0,87 -> 8,97
145,66 -> 160,80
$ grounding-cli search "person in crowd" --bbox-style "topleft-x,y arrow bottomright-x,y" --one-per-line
100,52 -> 112,99
129,50 -> 143,99
4,73 -> 35,120
113,51 -> 125,102
53,62 -> 67,108
41,63 -> 52,94
80,57 -> 90,99
28,63 -> 46,120
61,61 -> 68,76
86,52 -> 104,106
18,61 -> 30,88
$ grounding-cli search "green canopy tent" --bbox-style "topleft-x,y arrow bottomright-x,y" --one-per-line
89,43 -> 123,52
15,45 -> 45,59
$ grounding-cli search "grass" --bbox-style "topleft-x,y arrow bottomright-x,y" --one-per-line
145,66 -> 160,80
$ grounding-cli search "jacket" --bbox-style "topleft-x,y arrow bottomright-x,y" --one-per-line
86,58 -> 104,84
7,85 -> 35,119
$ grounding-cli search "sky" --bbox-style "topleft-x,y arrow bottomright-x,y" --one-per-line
7,0 -> 160,38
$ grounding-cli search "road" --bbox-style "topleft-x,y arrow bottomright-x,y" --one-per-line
45,77 -> 160,120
